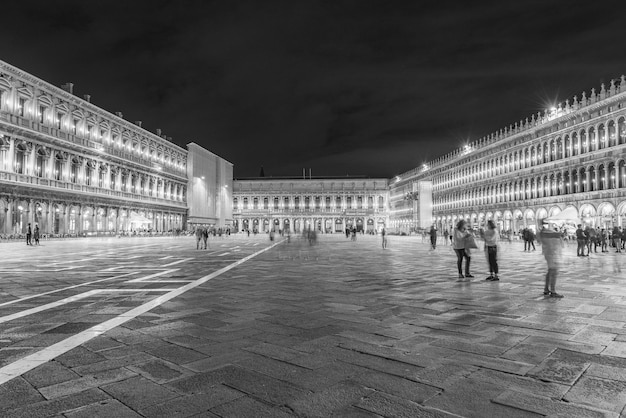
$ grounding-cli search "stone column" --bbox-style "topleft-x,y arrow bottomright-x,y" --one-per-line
3,207 -> 9,235
7,137 -> 15,173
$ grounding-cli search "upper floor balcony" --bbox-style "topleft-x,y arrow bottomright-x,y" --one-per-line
0,170 -> 187,208
232,207 -> 385,216
0,113 -> 185,178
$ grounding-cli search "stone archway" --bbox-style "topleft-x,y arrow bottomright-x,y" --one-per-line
597,202 -> 616,228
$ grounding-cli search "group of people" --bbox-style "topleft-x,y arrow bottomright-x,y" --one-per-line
450,218 -> 565,297
25,223 -> 41,246
575,225 -> 625,256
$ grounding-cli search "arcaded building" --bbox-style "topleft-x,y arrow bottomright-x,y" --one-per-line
389,76 -> 626,233
0,60 -> 230,236
232,177 -> 389,234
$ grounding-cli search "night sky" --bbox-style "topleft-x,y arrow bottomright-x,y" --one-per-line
3,1 -> 625,179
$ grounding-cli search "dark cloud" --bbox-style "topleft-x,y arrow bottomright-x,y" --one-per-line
2,0 -> 625,178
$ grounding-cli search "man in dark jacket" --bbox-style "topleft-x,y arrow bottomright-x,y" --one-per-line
576,224 -> 586,256
26,223 -> 32,246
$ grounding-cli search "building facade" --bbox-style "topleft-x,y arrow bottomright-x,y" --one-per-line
0,60 -> 228,237
232,178 -> 389,234
389,76 -> 626,233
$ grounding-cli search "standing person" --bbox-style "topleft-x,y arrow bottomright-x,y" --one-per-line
612,226 -> 621,253
621,226 -> 626,250
381,227 -> 387,249
601,228 -> 608,252
587,226 -> 597,253
576,224 -> 586,256
453,220 -> 473,280
201,227 -> 209,249
26,223 -> 32,245
538,219 -> 565,298
195,227 -> 204,250
527,228 -> 536,251
584,226 -> 593,255
443,229 -> 449,246
429,225 -> 437,250
33,224 -> 40,246
522,228 -> 529,252
593,227 -> 601,253
449,230 -> 453,245
484,220 -> 499,281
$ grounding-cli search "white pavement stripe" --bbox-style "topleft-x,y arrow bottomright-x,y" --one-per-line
0,290 -> 101,324
0,240 -> 282,385
218,252 -> 231,256
0,287 -> 179,324
127,269 -> 180,283
161,258 -> 193,267
0,272 -> 138,308
159,256 -> 174,260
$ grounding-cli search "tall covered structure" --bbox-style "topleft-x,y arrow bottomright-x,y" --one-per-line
186,143 -> 233,229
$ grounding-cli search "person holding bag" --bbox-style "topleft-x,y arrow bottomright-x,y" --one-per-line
453,220 -> 473,280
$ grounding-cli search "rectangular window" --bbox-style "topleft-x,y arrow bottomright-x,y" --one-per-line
18,98 -> 25,117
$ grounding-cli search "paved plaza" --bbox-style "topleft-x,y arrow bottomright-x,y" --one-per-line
0,233 -> 625,417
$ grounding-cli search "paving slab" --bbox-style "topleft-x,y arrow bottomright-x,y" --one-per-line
1,235 -> 626,416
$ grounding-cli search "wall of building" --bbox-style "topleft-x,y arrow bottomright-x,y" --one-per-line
232,178 -> 389,233
0,60 -> 189,236
389,76 -> 626,234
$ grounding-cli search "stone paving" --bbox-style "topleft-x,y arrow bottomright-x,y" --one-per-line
0,233 -> 625,417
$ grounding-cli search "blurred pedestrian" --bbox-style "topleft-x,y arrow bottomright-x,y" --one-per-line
381,227 -> 387,249
429,225 -> 437,250
576,224 -> 586,256
601,228 -> 608,252
33,224 -> 40,245
522,228 -> 530,251
612,226 -> 621,253
538,219 -> 565,298
527,228 -> 536,251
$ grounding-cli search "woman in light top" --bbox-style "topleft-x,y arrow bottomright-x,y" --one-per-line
483,220 -> 499,281
453,220 -> 473,280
